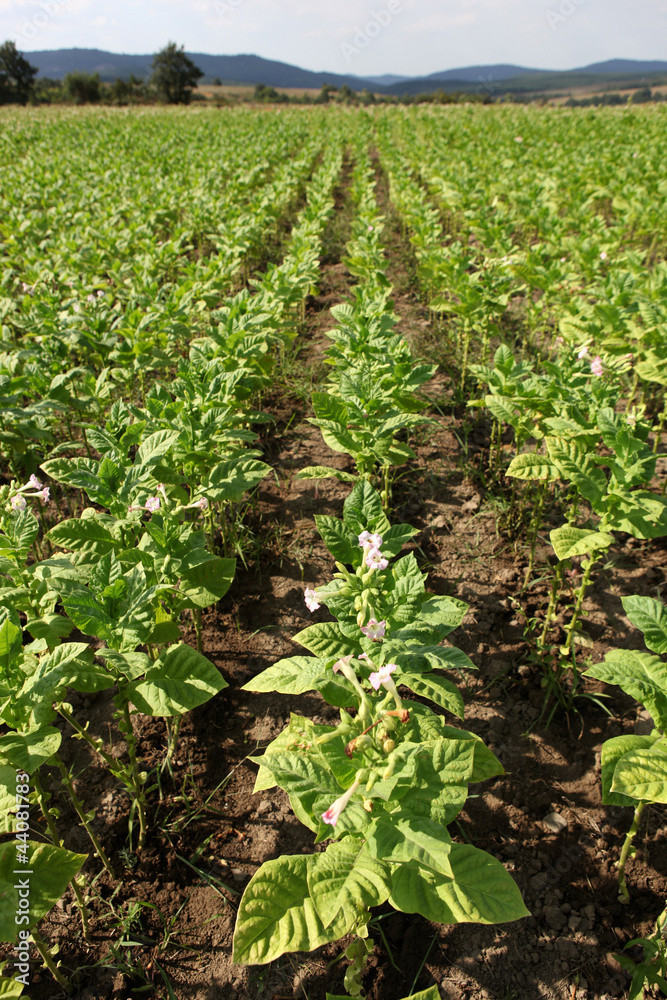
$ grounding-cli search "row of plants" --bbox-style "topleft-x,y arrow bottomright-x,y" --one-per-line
0,117 -> 346,989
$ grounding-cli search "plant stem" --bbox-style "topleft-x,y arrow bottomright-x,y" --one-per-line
194,608 -> 203,654
118,700 -> 148,850
57,706 -> 118,771
562,553 -> 598,655
523,480 -> 547,588
54,755 -> 115,877
164,716 -> 183,768
618,801 -> 645,904
32,771 -> 92,941
31,927 -> 71,991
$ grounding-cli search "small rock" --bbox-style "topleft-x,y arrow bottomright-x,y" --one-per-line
518,665 -> 531,678
543,811 -> 568,833
256,800 -> 272,815
544,905 -> 567,930
232,868 -> 247,881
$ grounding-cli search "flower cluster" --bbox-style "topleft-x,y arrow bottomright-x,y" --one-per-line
7,474 -> 49,512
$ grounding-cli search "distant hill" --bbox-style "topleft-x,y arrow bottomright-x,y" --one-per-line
21,49 -> 667,97
24,47 -> 380,90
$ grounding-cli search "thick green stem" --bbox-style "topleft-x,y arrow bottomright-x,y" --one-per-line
540,561 -> 564,648
618,801 -> 645,904
163,715 -> 183,769
32,927 -> 71,991
54,755 -> 115,877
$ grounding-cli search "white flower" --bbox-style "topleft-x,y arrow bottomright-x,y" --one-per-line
196,497 -> 209,510
321,776 -> 362,827
10,495 -> 26,512
28,474 -> 43,490
577,346 -> 590,360
145,497 -> 160,513
365,547 -> 388,571
304,587 -> 320,612
369,662 -> 397,691
600,251 -> 608,261
360,618 -> 386,641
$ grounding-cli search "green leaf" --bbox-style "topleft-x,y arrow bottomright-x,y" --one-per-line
0,767 -> 22,835
307,838 -> 391,927
314,516 -> 358,564
47,518 -> 121,560
399,672 -> 465,718
622,595 -> 667,655
588,650 -> 667,731
0,620 -> 22,674
366,816 -> 453,874
179,554 -> 236,608
126,643 -> 227,717
296,466 -> 357,483
294,622 -> 358,661
135,429 -> 179,467
24,614 -> 73,648
204,457 -> 271,503
343,482 -> 389,536
612,745 -> 667,803
389,843 -> 530,924
549,525 -> 614,561
0,842 -> 86,941
242,656 -> 326,695
96,648 -> 150,680
600,735 -> 659,807
232,854 -> 356,965
0,960 -> 26,996
506,451 -> 558,481
0,727 -> 61,773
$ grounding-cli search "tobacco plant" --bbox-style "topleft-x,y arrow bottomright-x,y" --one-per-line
233,483 -> 528,995
587,595 -> 667,903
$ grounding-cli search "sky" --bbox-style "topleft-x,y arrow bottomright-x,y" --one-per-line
3,0 -> 666,78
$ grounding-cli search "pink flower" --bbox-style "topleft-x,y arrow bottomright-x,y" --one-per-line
514,136 -> 523,143
358,652 -> 371,663
369,663 -> 397,691
196,497 -> 209,510
333,654 -> 354,674
590,356 -> 604,377
39,488 -> 50,503
577,346 -> 589,360
600,251 -> 608,261
304,587 -> 320,612
358,531 -> 383,549
360,618 -> 386,641
555,336 -> 564,346
10,495 -> 26,512
321,776 -> 362,827
365,548 -> 388,571
145,497 -> 160,513
87,294 -> 95,303
28,475 -> 43,490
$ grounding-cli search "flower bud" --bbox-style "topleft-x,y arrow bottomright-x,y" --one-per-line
383,739 -> 395,754
362,799 -> 374,813
339,709 -> 354,727
365,772 -> 377,793
382,714 -> 398,732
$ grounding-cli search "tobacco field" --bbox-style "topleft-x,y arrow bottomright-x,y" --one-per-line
0,103 -> 667,1000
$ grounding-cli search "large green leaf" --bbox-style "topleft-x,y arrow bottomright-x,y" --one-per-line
314,516 -> 358,565
549,525 -> 614,561
399,672 -> 465,718
343,482 -> 389,536
506,451 -> 558,481
389,843 -> 529,924
0,728 -> 61,774
232,854 -> 356,965
622,595 -> 667,655
294,622 -> 358,661
366,816 -> 453,874
307,838 -> 391,927
0,960 -> 25,996
0,767 -> 20,835
47,518 -> 121,560
612,745 -> 667,804
0,621 -> 22,675
204,457 -> 271,503
179,554 -> 236,608
242,656 -> 327,695
587,650 -> 667,730
126,643 -> 227,717
600,734 -> 659,807
0,842 -> 86,941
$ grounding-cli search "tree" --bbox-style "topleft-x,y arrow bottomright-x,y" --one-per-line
150,42 -> 202,104
0,41 -> 37,104
63,71 -> 101,104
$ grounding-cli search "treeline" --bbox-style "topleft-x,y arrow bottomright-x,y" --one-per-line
249,83 -> 491,106
0,41 -> 203,105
